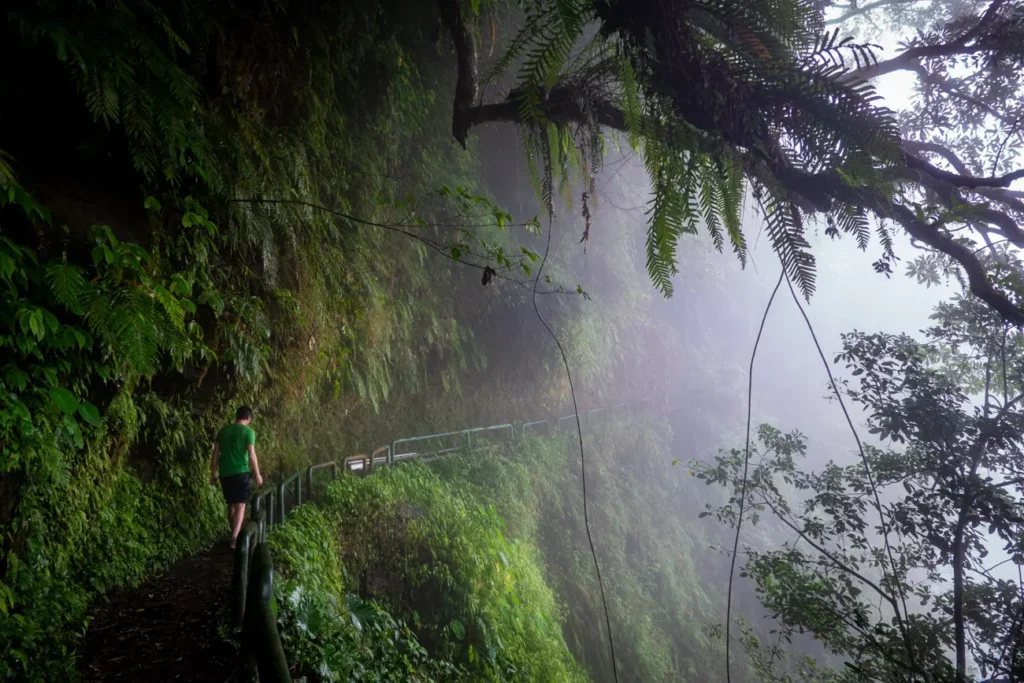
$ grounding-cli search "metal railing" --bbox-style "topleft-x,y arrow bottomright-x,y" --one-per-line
229,395 -> 658,681
307,460 -> 339,502
521,419 -> 551,438
278,472 -> 301,524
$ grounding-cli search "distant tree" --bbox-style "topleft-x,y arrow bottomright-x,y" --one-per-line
438,0 -> 1024,324
697,254 -> 1024,682
825,1 -> 982,33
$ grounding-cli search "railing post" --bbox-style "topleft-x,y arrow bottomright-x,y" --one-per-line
231,531 -> 252,627
244,542 -> 291,682
278,482 -> 285,522
305,466 -> 313,503
296,475 -> 302,508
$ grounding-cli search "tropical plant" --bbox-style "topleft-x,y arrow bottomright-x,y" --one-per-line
698,284 -> 1024,683
438,0 -> 1024,324
274,464 -> 589,682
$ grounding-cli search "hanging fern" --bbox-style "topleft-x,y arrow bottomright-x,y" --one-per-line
486,0 -> 901,301
758,186 -> 816,299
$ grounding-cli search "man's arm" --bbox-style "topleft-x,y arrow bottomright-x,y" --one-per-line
209,443 -> 220,485
248,444 -> 264,487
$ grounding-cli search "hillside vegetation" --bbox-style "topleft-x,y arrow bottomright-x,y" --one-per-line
0,1 -> 686,678
266,415 -> 798,682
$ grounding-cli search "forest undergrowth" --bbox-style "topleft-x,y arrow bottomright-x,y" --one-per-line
268,416 -> 793,683
0,1 -> 675,679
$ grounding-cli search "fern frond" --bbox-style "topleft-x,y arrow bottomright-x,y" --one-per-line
698,157 -> 725,252
618,52 -> 643,151
46,263 -> 89,315
759,187 -> 816,299
834,203 -> 871,250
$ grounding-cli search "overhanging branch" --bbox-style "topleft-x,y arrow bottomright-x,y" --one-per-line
437,0 -> 1024,327
842,0 -> 1012,81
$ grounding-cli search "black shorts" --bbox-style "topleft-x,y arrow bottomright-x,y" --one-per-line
220,472 -> 252,505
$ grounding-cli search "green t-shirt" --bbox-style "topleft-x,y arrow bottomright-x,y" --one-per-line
216,423 -> 255,477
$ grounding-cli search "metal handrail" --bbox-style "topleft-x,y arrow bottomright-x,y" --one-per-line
231,508 -> 266,627
414,445 -> 465,462
244,542 -> 291,681
391,429 -> 464,464
464,423 -> 514,449
306,461 -> 339,502
253,488 -> 276,527
278,471 -> 301,522
369,445 -> 388,470
227,395 -> 659,682
557,413 -> 581,433
522,420 -> 550,438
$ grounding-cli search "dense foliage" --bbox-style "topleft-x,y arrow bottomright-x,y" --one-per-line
439,0 -> 1024,325
271,463 -> 587,682
699,281 -> 1024,682
0,1 -> 542,678
268,416 -> 770,683
5,0 -> 1022,681
270,504 -> 469,681
0,2 -> 677,678
426,418 -> 799,683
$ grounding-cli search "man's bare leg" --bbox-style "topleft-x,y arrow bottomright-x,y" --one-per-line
226,504 -> 234,533
229,503 -> 246,548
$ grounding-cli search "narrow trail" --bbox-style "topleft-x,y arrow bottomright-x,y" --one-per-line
78,538 -> 241,682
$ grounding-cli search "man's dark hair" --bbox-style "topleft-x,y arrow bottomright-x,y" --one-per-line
236,406 -> 253,421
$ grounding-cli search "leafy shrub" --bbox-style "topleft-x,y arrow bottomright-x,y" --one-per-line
272,466 -> 588,682
271,504 -> 467,681
431,423 -> 755,682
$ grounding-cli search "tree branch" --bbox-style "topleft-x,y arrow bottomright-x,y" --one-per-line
905,153 -> 1024,190
843,0 -> 1011,81
750,486 -> 901,610
826,0 -> 919,26
774,164 -> 1024,326
904,140 -> 1024,216
437,0 -> 1024,327
464,92 -> 628,134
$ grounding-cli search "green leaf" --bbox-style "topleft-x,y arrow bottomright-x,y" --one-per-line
50,387 -> 79,414
28,310 -> 45,340
450,619 -> 465,640
5,368 -> 28,392
77,401 -> 101,426
520,247 -> 538,262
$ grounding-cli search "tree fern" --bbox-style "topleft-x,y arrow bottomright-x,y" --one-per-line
486,0 -> 908,299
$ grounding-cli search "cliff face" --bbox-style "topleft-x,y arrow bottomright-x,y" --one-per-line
0,2 -> 676,678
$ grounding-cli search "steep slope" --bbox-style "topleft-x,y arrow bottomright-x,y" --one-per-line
0,2 -> 692,679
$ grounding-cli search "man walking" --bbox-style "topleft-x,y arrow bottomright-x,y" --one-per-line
210,406 -> 264,548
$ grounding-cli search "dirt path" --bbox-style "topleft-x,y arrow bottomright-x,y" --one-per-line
78,538 -> 242,682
